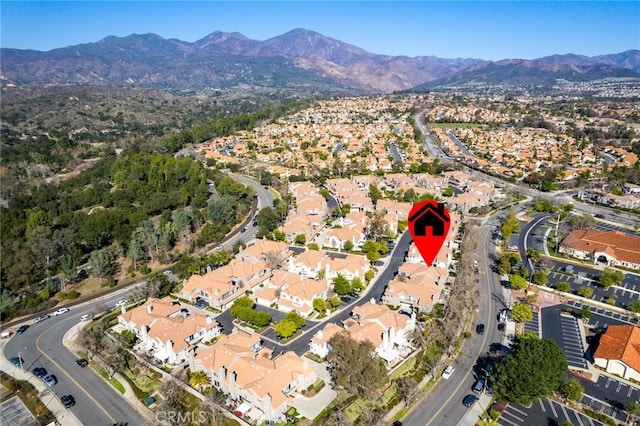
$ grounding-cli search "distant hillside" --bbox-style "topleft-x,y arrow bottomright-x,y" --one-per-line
413,57 -> 640,90
1,29 -> 638,94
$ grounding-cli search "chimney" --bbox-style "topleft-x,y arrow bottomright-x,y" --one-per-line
147,304 -> 153,314
317,329 -> 323,339
120,305 -> 126,315
206,315 -> 213,325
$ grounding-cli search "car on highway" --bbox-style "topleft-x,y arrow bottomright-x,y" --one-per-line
241,225 -> 249,233
441,365 -> 455,380
80,314 -> 90,321
33,367 -> 48,378
75,358 -> 88,367
42,374 -> 57,387
53,307 -> 70,316
114,300 -> 128,308
163,270 -> 172,275
215,244 -> 223,250
476,324 -> 485,335
9,357 -> 24,367
463,394 -> 477,407
61,394 -> 76,408
16,325 -> 29,334
34,314 -> 50,323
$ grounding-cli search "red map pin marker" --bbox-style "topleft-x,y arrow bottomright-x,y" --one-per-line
408,200 -> 451,267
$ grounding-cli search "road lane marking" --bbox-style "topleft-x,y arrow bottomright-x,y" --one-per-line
423,225 -> 495,426
35,331 -> 116,423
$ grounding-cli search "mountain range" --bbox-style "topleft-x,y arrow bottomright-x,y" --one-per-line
2,28 -> 639,94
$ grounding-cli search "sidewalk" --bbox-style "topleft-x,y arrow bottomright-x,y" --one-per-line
457,392 -> 493,426
0,340 -> 83,426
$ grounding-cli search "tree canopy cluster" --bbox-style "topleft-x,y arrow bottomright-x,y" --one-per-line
491,335 -> 567,405
326,331 -> 388,400
0,152 -> 253,321
229,296 -> 271,327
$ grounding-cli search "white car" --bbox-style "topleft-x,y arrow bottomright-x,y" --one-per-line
53,307 -> 70,316
80,314 -> 90,321
442,365 -> 455,380
114,300 -> 128,308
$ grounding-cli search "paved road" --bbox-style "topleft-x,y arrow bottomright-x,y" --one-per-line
4,295 -> 150,426
2,174 -> 275,424
401,215 -> 506,426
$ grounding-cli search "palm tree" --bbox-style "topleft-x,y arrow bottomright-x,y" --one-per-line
189,370 -> 210,392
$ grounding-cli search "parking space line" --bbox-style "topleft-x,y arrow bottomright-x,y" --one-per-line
628,386 -> 634,397
617,382 -> 626,392
605,378 -> 612,388
560,404 -> 571,423
499,416 -> 522,426
573,408 -> 584,426
549,400 -> 558,417
538,398 -> 546,412
508,406 -> 528,417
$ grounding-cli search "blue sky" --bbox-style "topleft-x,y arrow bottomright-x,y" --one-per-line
2,1 -> 638,60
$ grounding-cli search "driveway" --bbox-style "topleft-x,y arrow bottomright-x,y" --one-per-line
291,360 -> 337,420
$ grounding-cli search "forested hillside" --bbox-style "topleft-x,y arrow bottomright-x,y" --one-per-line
0,151 -> 254,321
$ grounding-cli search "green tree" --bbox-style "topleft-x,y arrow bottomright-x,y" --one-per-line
511,303 -> 534,323
307,242 -> 320,250
599,268 -> 624,290
556,281 -> 572,293
509,274 -> 529,290
526,248 -> 542,264
274,320 -> 298,338
492,336 -> 567,405
189,370 -> 210,391
366,250 -> 380,265
580,306 -> 593,321
500,210 -> 520,241
127,230 -> 146,273
532,270 -> 548,286
327,331 -> 388,399
328,296 -> 341,308
283,310 -> 306,329
497,253 -> 520,275
626,401 -> 640,424
313,298 -> 328,313
333,274 -> 351,295
343,239 -> 354,251
294,234 -> 306,245
577,286 -> 593,298
557,377 -> 584,402
351,277 -> 364,292
442,187 -> 454,197
89,249 -> 115,284
628,301 -> 640,313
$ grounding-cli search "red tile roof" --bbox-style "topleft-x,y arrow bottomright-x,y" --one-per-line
594,325 -> 640,373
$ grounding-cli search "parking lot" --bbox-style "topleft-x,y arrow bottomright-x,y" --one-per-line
498,398 -> 604,426
566,300 -> 638,327
523,311 -> 540,337
0,396 -> 38,426
541,306 -> 587,369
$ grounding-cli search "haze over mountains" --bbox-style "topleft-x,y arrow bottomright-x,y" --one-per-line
2,28 -> 639,93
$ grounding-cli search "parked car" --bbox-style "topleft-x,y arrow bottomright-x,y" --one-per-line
53,307 -> 70,316
473,378 -> 486,393
33,367 -> 48,378
9,357 -> 24,367
441,365 -> 455,380
34,315 -> 49,324
194,299 -> 209,309
75,358 -> 88,367
16,325 -> 29,334
42,374 -> 57,387
463,394 -> 477,407
61,394 -> 76,408
476,324 -> 485,335
215,244 -> 223,250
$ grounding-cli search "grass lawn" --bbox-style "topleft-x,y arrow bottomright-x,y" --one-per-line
389,354 -> 418,380
0,374 -> 55,424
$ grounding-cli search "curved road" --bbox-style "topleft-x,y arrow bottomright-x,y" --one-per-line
2,174 -> 274,425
